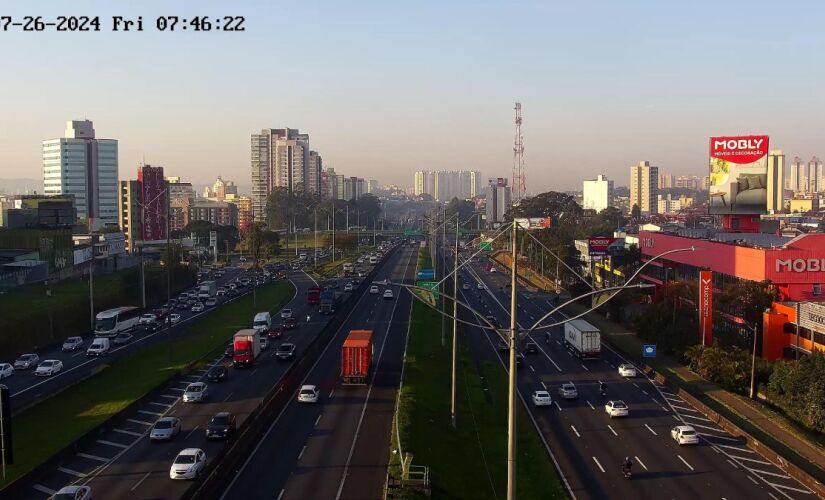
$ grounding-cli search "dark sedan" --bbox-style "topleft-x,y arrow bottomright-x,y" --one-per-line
206,365 -> 228,382
205,412 -> 236,439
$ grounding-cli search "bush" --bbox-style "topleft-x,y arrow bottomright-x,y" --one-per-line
767,351 -> 825,433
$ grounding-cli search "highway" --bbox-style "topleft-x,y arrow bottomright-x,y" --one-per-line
221,243 -> 417,500
451,247 -> 815,500
3,267 -> 250,411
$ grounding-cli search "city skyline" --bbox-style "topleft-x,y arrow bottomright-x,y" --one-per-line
2,1 -> 824,192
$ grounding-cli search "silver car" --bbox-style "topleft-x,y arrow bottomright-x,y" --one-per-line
558,383 -> 578,400
183,382 -> 208,403
13,353 -> 39,370
150,416 -> 181,441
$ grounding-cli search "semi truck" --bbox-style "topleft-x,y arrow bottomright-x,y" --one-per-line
307,286 -> 322,305
198,280 -> 217,299
341,330 -> 373,384
564,319 -> 601,359
232,329 -> 261,367
319,289 -> 342,315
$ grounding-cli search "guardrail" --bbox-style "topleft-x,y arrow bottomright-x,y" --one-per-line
182,246 -> 401,500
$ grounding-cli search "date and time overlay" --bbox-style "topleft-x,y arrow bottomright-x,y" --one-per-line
1,15 -> 245,32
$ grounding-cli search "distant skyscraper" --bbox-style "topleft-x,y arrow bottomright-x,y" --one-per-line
413,170 -> 482,201
809,156 -> 823,193
203,176 -> 237,201
582,174 -> 614,212
344,177 -> 365,201
659,173 -> 674,189
629,161 -> 658,216
486,178 -> 511,226
366,179 -> 379,194
43,120 -> 118,228
789,156 -> 806,192
137,165 -> 167,241
118,180 -> 141,254
767,150 -> 786,214
307,151 -> 322,196
250,128 -> 310,219
167,177 -> 195,231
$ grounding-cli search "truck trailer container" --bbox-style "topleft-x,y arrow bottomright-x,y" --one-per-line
564,319 -> 601,359
232,329 -> 261,367
198,280 -> 217,299
341,330 -> 373,384
307,286 -> 322,305
319,289 -> 342,315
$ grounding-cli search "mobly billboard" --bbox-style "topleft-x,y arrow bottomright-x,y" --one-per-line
708,135 -> 769,215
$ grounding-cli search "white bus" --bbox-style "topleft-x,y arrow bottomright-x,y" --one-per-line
94,307 -> 142,337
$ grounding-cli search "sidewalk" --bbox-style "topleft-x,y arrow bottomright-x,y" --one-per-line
566,302 -> 825,482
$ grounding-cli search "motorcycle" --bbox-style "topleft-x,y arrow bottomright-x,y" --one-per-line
621,464 -> 632,479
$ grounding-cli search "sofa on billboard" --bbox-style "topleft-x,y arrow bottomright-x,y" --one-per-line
729,172 -> 768,212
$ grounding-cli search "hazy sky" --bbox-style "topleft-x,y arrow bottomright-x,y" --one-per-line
1,0 -> 823,192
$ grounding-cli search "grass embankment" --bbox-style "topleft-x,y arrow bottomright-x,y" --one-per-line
390,250 -> 564,499
0,265 -> 195,355
0,280 -> 293,489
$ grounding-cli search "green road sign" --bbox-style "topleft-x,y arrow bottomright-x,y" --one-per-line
480,241 -> 493,251
414,280 -> 438,306
416,280 -> 438,290
404,229 -> 423,236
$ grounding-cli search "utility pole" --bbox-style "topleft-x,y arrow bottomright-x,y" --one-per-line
451,215 -> 459,428
749,322 -> 759,399
441,207 -> 446,347
332,205 -> 336,262
314,208 -> 318,270
89,256 -> 95,330
139,202 -> 146,309
507,221 -> 518,500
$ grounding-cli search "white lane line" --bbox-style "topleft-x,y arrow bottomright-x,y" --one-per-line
570,425 -> 580,437
57,466 -> 87,478
127,418 -> 153,426
131,471 -> 152,491
677,455 -> 694,471
72,351 -> 83,357
730,455 -> 772,465
580,364 -> 589,371
159,394 -> 178,400
540,381 -> 547,389
185,425 -> 200,440
747,476 -> 759,485
169,387 -> 185,392
277,489 -> 285,500
727,459 -> 739,469
644,424 -> 657,436
766,481 -> 813,494
186,375 -> 201,380
673,415 -> 680,421
635,456 -> 648,471
671,405 -> 698,413
587,401 -> 595,410
632,382 -> 639,388
641,390 -> 649,396
687,423 -> 727,433
714,443 -> 754,453
680,413 -> 711,422
32,485 -> 57,495
138,409 -> 163,417
698,432 -> 741,443
592,456 -> 605,473
554,401 -> 562,411
149,401 -> 171,407
97,439 -> 129,449
298,445 -> 307,460
768,493 -> 779,500
329,389 -> 335,398
607,425 -> 618,436
315,414 -> 322,427
112,428 -> 143,437
529,365 -> 535,373
78,452 -> 108,463
223,391 -> 234,402
747,468 -> 791,479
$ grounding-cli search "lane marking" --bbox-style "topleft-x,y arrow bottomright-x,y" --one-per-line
149,401 -> 171,407
677,455 -> 694,471
714,443 -> 754,453
32,485 -> 56,495
747,476 -> 759,485
78,452 -> 108,463
315,414 -> 322,427
529,365 -> 535,373
607,425 -> 618,436
131,471 -> 151,491
580,364 -> 589,371
185,425 -> 200,440
644,424 -> 657,436
112,428 -> 142,437
632,382 -> 639,388
138,409 -> 163,417
97,439 -> 128,449
641,390 -> 649,396
554,401 -> 562,411
298,445 -> 307,460
223,391 -> 234,402
634,456 -> 647,471
766,481 -> 813,494
127,418 -> 153,426
592,456 -> 605,473
747,468 -> 791,479
727,459 -> 739,469
329,389 -> 335,398
159,394 -> 178,399
570,425 -> 580,437
587,401 -> 595,410
57,466 -> 86,478
730,455 -> 772,465
680,413 -> 711,422
277,489 -> 285,500
697,432 -> 741,443
540,381 -> 547,389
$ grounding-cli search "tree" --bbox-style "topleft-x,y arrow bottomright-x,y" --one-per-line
355,193 -> 382,227
631,204 -> 641,221
511,191 -> 583,226
238,222 -> 280,263
160,242 -> 187,266
718,280 -> 778,328
767,351 -> 825,432
445,197 -> 475,221
265,187 -> 319,230
173,220 -> 239,251
323,233 -> 356,252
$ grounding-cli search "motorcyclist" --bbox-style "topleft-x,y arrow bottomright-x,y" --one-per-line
599,381 -> 606,395
622,456 -> 633,475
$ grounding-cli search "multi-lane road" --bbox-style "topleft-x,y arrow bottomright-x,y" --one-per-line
450,247 -> 815,500
221,243 -> 418,500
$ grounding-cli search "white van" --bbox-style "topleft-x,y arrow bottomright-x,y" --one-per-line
369,255 -> 378,265
86,338 -> 111,356
253,312 -> 272,333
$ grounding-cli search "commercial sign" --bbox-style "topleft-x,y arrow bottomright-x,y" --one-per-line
775,258 -> 825,273
587,237 -> 619,256
643,344 -> 657,358
416,268 -> 435,280
708,135 -> 770,215
514,218 -> 553,230
699,270 -> 714,346
799,302 -> 825,335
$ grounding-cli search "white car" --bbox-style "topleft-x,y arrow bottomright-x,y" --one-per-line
191,302 -> 205,313
0,363 -> 13,380
51,485 -> 92,499
139,313 -> 157,325
605,400 -> 629,418
370,285 -> 379,294
182,382 -> 209,403
204,298 -> 217,307
618,363 -> 637,377
558,383 -> 578,400
150,416 -> 182,441
169,448 -> 206,480
477,282 -> 486,290
532,390 -> 552,407
383,289 -> 394,299
671,425 -> 699,445
462,283 -> 471,291
281,308 -> 293,319
298,384 -> 319,403
216,288 -> 227,296
169,313 -> 182,324
34,359 -> 63,377
344,283 -> 354,292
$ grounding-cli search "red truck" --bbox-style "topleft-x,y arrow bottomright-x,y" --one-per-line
307,286 -> 321,305
232,329 -> 261,367
341,330 -> 373,385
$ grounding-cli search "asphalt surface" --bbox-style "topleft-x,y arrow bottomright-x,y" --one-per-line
3,267 -> 252,411
450,247 -> 815,500
220,243 -> 417,500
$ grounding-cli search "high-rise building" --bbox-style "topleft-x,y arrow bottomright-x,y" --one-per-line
675,175 -> 702,190
307,151 -> 322,196
189,200 -> 238,227
167,177 -> 195,231
344,177 -> 365,201
659,173 -> 674,189
629,161 -> 659,216
203,176 -> 237,201
250,128 -> 310,219
138,165 -> 167,242
789,156 -> 806,193
43,120 -> 118,229
413,170 -> 482,201
767,150 -> 786,214
366,179 -> 379,194
486,178 -> 511,226
809,156 -> 823,193
232,195 -> 253,230
657,194 -> 681,214
118,180 -> 141,254
582,174 -> 614,212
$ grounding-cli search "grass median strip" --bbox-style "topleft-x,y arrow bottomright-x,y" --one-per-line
391,298 -> 565,499
0,280 -> 293,489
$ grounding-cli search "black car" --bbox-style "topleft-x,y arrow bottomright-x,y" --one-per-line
206,365 -> 228,382
282,317 -> 298,330
276,343 -> 296,360
485,315 -> 499,328
525,342 -> 538,354
177,301 -> 190,310
205,411 -> 236,439
145,320 -> 163,332
224,343 -> 235,358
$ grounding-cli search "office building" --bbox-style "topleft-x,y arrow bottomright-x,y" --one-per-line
137,165 -> 167,242
789,156 -> 806,192
582,174 -> 613,212
118,180 -> 141,254
657,193 -> 681,214
486,178 -> 511,226
767,150 -> 786,214
366,179 -> 379,194
168,177 -> 196,231
809,156 -> 823,193
629,161 -> 659,216
250,128 -> 310,219
42,120 -> 118,228
189,200 -> 238,227
307,151 -> 322,196
344,177 -> 365,201
413,170 -> 482,201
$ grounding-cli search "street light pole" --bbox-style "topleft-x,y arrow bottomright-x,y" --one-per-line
750,322 -> 759,399
314,208 -> 318,270
506,221 -> 518,500
332,204 -> 336,262
451,215 -> 459,428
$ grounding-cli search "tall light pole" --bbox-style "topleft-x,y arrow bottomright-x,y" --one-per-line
332,203 -> 336,262
506,221 -> 518,500
451,215 -> 459,428
314,207 -> 318,270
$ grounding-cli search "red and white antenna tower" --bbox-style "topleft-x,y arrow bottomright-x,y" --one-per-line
512,102 -> 526,202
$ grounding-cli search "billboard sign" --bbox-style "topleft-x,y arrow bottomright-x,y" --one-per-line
514,217 -> 552,229
587,237 -> 620,256
417,268 -> 435,280
708,135 -> 769,215
699,270 -> 713,346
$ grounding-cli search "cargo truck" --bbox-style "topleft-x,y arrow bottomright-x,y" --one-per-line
232,329 -> 261,367
319,289 -> 341,315
307,286 -> 321,305
341,330 -> 373,384
564,319 -> 601,359
198,280 -> 217,299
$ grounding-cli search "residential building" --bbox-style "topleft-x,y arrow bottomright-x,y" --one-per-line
307,151 -> 322,196
789,195 -> 819,213
809,156 -> 823,193
233,195 -> 253,230
118,180 -> 141,254
344,177 -> 365,201
203,176 -> 237,201
582,174 -> 613,212
486,178 -> 511,226
137,165 -> 167,242
675,175 -> 702,190
629,161 -> 658,216
659,173 -> 674,189
413,170 -> 482,201
250,128 -> 310,219
366,179 -> 379,194
789,156 -> 806,193
167,177 -> 195,231
656,194 -> 681,214
188,200 -> 238,227
767,150 -> 786,214
42,120 -> 118,228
